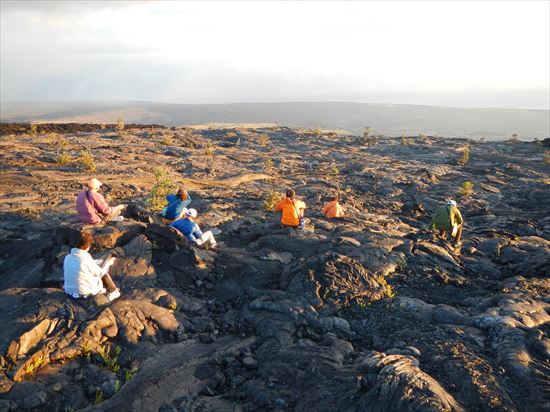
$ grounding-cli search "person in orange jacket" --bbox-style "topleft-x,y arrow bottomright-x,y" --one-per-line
323,196 -> 344,218
274,189 -> 306,228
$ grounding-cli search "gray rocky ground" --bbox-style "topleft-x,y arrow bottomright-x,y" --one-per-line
0,124 -> 549,411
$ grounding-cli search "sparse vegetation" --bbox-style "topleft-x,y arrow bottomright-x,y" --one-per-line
116,118 -> 125,131
225,131 -> 237,138
98,344 -> 121,373
264,159 -> 274,171
162,133 -> 173,146
146,167 -> 175,211
30,123 -> 38,137
258,134 -> 270,147
55,151 -> 73,166
262,190 -> 283,211
394,257 -> 407,270
459,181 -> 474,197
400,135 -> 413,146
77,150 -> 96,172
458,146 -> 470,166
331,166 -> 339,175
544,151 -> 550,165
204,140 -> 214,156
23,354 -> 47,375
94,389 -> 103,404
376,276 -> 396,299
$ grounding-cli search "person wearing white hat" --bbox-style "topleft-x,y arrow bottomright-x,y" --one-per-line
170,208 -> 218,250
75,177 -> 125,224
428,199 -> 464,244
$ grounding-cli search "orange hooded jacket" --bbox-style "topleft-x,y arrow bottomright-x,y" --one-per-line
323,200 -> 344,218
274,197 -> 306,226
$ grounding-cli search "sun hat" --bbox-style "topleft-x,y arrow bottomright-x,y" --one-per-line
88,178 -> 102,190
186,208 -> 198,218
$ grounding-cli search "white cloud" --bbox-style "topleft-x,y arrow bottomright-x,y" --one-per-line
1,0 -> 549,107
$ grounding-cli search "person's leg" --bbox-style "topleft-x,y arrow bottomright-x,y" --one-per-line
107,207 -> 122,221
101,273 -> 117,293
454,225 -> 463,243
201,231 -> 217,246
439,229 -> 446,238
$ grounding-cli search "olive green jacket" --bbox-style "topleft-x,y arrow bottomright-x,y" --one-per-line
429,205 -> 463,231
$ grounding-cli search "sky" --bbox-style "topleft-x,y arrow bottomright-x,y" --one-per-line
1,0 -> 549,108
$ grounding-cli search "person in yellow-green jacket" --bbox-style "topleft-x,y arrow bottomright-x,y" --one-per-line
428,199 -> 463,244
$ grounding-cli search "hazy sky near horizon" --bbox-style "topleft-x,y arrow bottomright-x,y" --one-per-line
1,1 -> 549,108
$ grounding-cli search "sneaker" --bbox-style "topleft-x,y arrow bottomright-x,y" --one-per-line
107,288 -> 121,302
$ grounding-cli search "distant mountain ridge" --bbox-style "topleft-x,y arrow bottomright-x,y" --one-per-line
1,100 -> 548,140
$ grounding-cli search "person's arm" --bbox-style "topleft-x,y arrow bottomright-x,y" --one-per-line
274,198 -> 284,211
86,254 -> 106,277
91,192 -> 111,215
298,201 -> 306,217
182,194 -> 191,208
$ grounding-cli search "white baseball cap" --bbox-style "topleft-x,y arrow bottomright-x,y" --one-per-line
88,178 -> 102,190
186,208 -> 198,218
447,199 -> 457,206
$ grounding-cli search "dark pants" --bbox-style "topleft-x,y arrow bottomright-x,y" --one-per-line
102,273 -> 117,293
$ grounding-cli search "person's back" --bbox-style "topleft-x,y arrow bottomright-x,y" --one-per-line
76,190 -> 107,224
63,247 -> 103,296
171,217 -> 201,241
161,189 -> 191,221
323,198 -> 344,218
430,204 -> 462,230
275,192 -> 306,227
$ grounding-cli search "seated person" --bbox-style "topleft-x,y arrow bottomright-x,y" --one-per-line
170,208 -> 218,249
428,199 -> 464,244
63,231 -> 120,301
323,196 -> 344,218
274,189 -> 306,228
159,188 -> 192,224
76,178 -> 125,224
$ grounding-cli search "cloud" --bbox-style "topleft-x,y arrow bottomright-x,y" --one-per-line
1,1 -> 549,108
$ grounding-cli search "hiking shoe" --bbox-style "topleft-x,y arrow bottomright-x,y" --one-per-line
107,288 -> 121,302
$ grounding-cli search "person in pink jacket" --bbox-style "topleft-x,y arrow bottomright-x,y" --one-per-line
76,178 -> 125,224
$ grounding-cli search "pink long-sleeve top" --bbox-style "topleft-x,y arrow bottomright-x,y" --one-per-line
76,190 -> 111,224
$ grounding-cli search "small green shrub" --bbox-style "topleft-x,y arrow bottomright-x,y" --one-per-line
458,146 -> 470,166
258,134 -> 270,147
204,140 -> 214,156
544,151 -> 550,165
116,118 -> 125,131
262,190 -> 283,211
94,389 -> 103,405
98,344 -> 121,373
77,150 -> 96,172
458,181 -> 474,197
56,151 -> 73,165
264,159 -> 274,171
376,276 -> 396,299
30,123 -> 38,137
162,133 -> 173,145
146,167 -> 175,211
400,135 -> 413,146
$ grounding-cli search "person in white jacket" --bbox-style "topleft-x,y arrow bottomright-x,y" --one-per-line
63,231 -> 120,301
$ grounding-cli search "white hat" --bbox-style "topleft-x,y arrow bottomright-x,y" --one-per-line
447,199 -> 457,206
186,208 -> 198,218
88,178 -> 102,190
